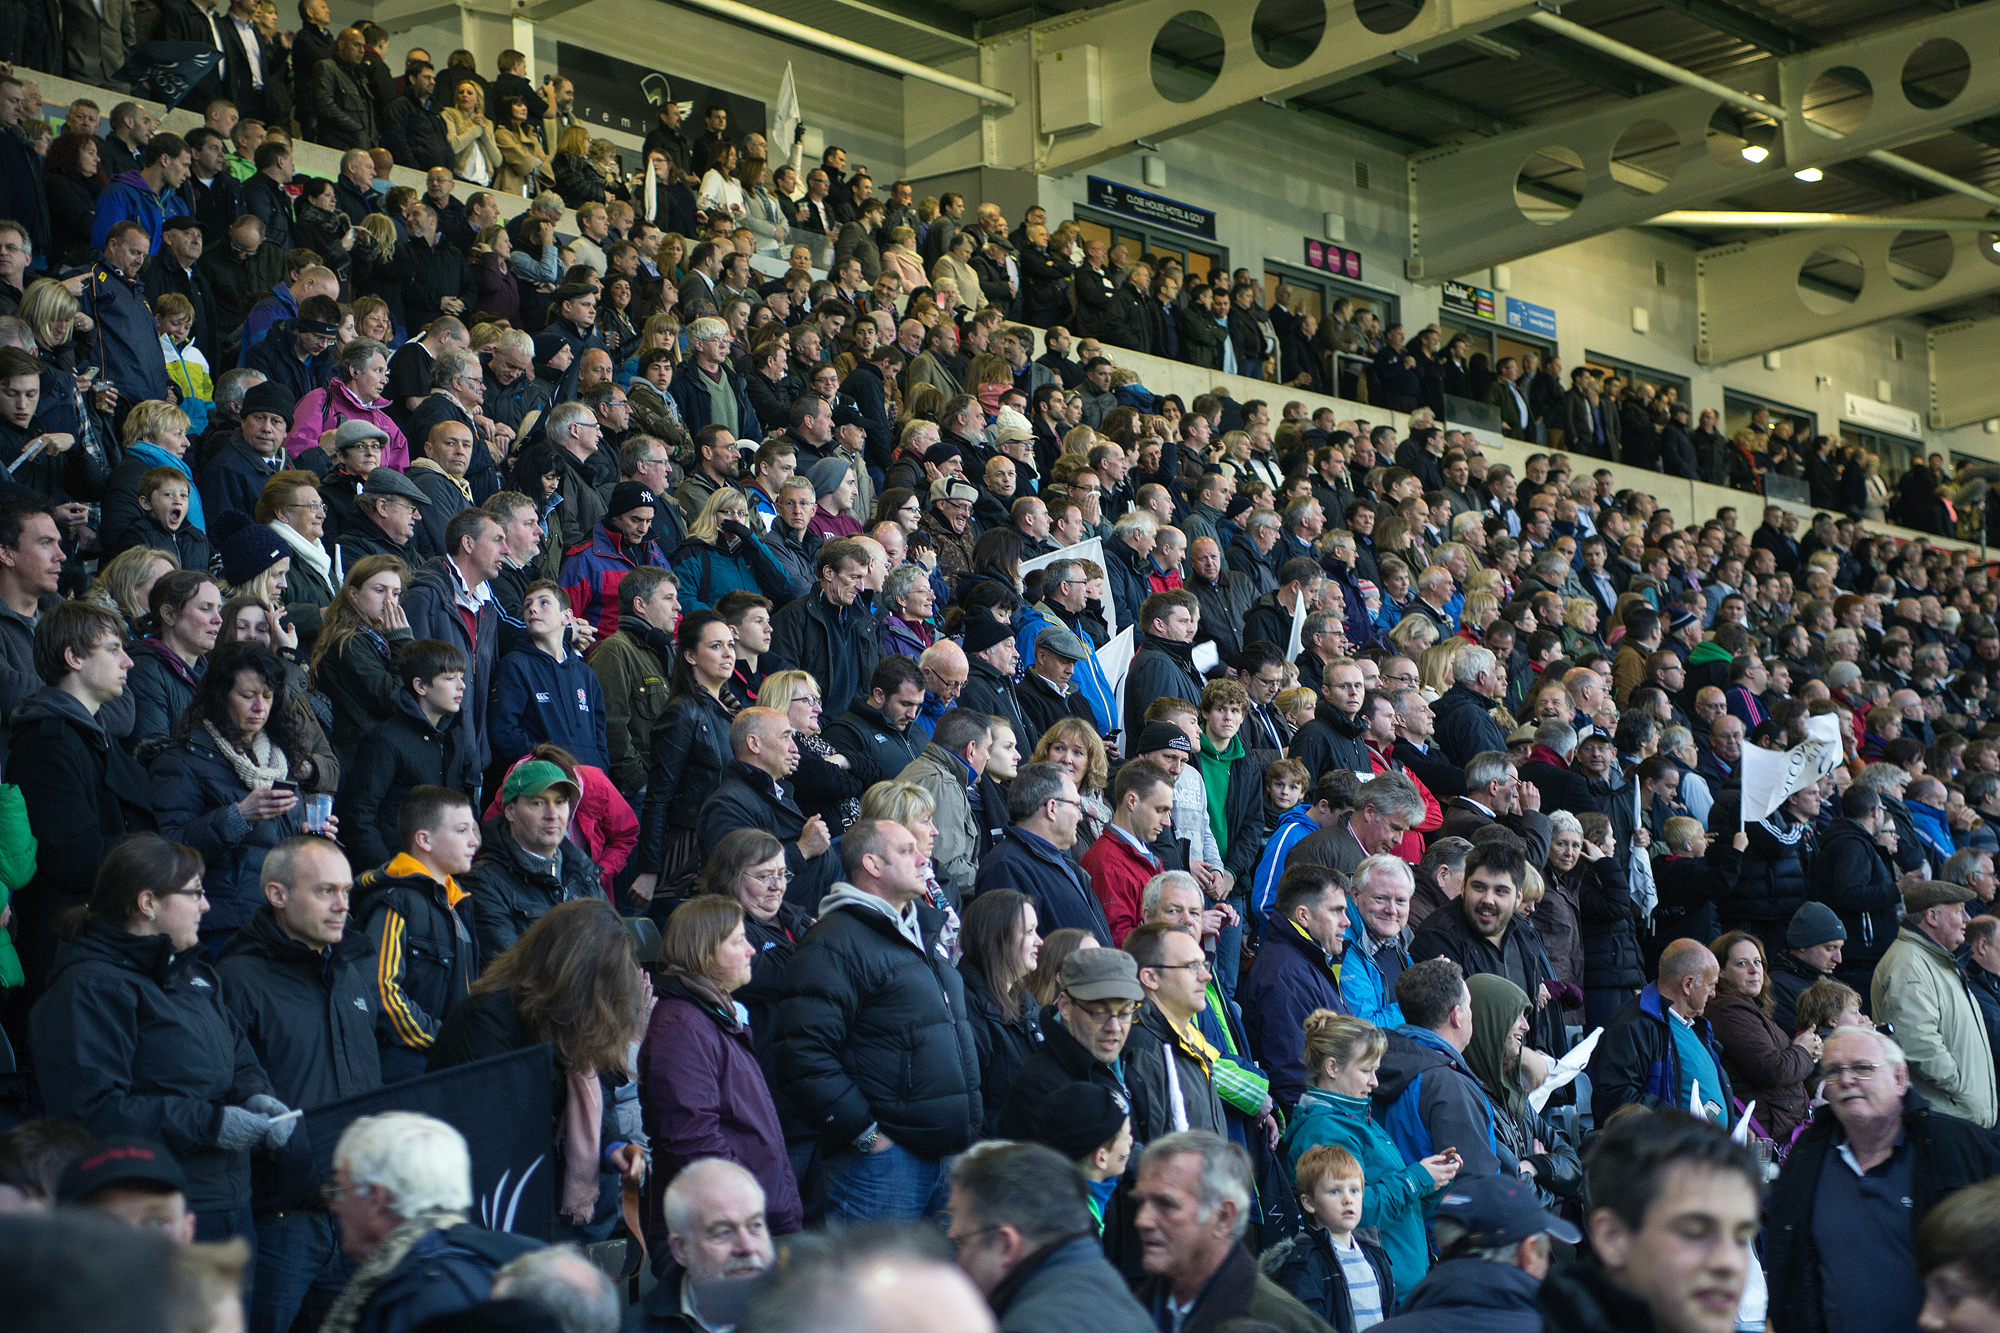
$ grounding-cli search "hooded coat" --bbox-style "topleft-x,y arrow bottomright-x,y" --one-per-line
772,885 -> 982,1158
1371,1025 -> 1502,1180
1872,925 -> 1999,1127
1280,1085 -> 1442,1303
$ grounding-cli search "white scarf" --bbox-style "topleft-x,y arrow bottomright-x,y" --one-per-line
201,721 -> 289,790
267,518 -> 334,588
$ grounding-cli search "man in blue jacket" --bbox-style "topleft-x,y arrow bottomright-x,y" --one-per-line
1343,853 -> 1416,1029
1372,957 -> 1502,1180
1240,863 -> 1349,1110
90,132 -> 192,253
81,222 -> 177,410
977,763 -> 1109,940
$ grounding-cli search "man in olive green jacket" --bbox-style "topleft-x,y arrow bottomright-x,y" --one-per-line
1873,879 -> 1998,1128
585,567 -> 680,804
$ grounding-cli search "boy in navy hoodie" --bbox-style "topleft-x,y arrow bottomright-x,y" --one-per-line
1262,1143 -> 1396,1331
116,467 -> 215,573
337,639 -> 468,869
488,578 -> 609,771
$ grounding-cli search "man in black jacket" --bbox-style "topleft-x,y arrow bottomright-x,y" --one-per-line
382,62 -> 452,172
1807,785 -> 1900,1000
769,538 -> 879,719
1411,840 -> 1566,1058
1288,658 -> 1369,785
773,817 -> 982,1222
959,609 -> 1028,749
1766,1024 -> 2000,1333
822,655 -> 928,792
215,835 -> 380,1333
307,28 -> 377,151
461,760 -> 603,959
1124,589 -> 1204,745
1586,938 -> 1729,1127
698,708 -> 839,914
396,203 -> 475,332
6,600 -> 155,1039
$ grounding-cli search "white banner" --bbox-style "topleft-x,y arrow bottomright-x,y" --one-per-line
1097,627 -> 1135,743
773,64 -> 801,169
1738,713 -> 1843,825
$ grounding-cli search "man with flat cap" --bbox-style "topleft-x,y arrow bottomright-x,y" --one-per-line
1018,624 -> 1099,743
1872,878 -> 1997,1127
337,461 -> 434,565
923,476 -> 981,579
999,948 -> 1146,1141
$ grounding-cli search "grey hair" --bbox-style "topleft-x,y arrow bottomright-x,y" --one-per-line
1139,1131 -> 1252,1240
1247,509 -> 1281,532
1356,770 -> 1426,825
1141,870 -> 1203,921
1350,853 -> 1414,900
431,347 -> 480,387
1943,847 -> 1992,886
1463,750 -> 1513,791
337,336 -> 389,378
547,399 -> 594,442
1534,719 -> 1578,758
1112,509 -> 1159,541
1826,660 -> 1862,689
882,562 -> 929,606
1545,809 -> 1582,839
1826,1023 -> 1905,1067
1453,646 -> 1497,685
663,1158 -> 765,1238
491,1245 -> 621,1333
1854,762 -> 1908,793
1007,762 -> 1072,821
214,367 -> 266,410
688,315 -> 728,344
1660,724 -> 1692,754
333,1112 -> 471,1216
496,328 -> 535,357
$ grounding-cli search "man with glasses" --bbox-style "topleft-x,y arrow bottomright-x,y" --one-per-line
1124,923 -> 1227,1137
912,640 -> 968,739
978,762 -> 1105,939
999,948 -> 1146,1140
1869,879 -> 1996,1128
1768,1023 -> 2000,1333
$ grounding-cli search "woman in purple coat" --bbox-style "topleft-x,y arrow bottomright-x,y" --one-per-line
639,894 -> 805,1260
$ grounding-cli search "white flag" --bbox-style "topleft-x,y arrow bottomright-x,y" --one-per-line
1738,713 -> 1843,824
773,63 -> 801,163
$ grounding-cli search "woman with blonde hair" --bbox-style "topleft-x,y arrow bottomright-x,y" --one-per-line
351,294 -> 392,345
85,546 -> 178,634
442,79 -> 500,186
1279,1010 -> 1459,1302
881,225 -> 924,291
1030,718 -> 1111,859
1418,638 -> 1469,697
104,398 -> 201,553
19,277 -> 114,491
672,488 -> 793,609
1060,424 -> 1097,468
352,215 -> 407,336
758,669 -> 864,834
1388,613 -> 1440,657
1562,595 -> 1606,659
552,125 -> 609,205
1457,591 -> 1499,641
737,155 -> 787,247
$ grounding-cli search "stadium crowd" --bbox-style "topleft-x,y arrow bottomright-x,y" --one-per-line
3,14 -> 2000,1333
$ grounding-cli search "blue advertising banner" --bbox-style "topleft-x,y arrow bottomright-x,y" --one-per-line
1086,177 -> 1217,240
1504,296 -> 1558,339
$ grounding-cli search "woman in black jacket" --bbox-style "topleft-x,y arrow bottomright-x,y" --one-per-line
429,899 -> 647,1241
758,669 -> 865,836
128,570 -> 224,762
30,833 -> 290,1240
44,131 -> 105,269
309,554 -> 414,768
632,610 -> 739,907
149,642 -> 319,944
1547,810 -> 1644,1029
291,177 -> 357,282
957,888 -> 1043,1137
697,828 -> 811,1050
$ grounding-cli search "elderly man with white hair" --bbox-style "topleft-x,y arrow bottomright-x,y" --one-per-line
1767,1024 -> 2000,1333
1433,646 -> 1510,766
1340,853 -> 1417,1028
489,1245 -> 620,1333
322,1112 -> 541,1333
629,1159 -> 775,1331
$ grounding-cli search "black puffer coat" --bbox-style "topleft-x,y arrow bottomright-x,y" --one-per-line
1708,793 -> 1815,958
772,889 -> 981,1158
1290,696 -> 1370,787
1808,815 -> 1900,969
149,729 -> 309,932
335,694 -> 466,872
31,918 -> 272,1212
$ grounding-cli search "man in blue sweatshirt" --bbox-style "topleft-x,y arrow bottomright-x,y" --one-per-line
488,577 -> 607,771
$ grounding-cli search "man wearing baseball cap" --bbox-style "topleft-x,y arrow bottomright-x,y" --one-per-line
57,1138 -> 196,1242
460,758 -> 601,959
1383,1174 -> 1579,1331
558,479 -> 670,640
999,948 -> 1147,1141
244,292 -> 341,402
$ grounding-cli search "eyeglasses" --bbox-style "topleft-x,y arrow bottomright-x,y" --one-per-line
289,500 -> 327,514
320,1181 -> 371,1204
1823,1062 -> 1881,1084
948,1224 -> 1002,1254
748,869 -> 792,887
1150,960 -> 1212,976
1068,998 -> 1140,1023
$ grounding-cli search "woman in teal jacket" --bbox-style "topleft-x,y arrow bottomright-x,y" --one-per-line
1278,1011 -> 1460,1302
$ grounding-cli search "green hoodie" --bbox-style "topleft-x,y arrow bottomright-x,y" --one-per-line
1688,639 -> 1734,668
1197,730 -> 1245,859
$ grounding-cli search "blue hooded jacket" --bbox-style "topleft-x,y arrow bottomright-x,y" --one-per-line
90,169 -> 191,251
1907,797 -> 1957,864
1252,804 -> 1320,920
1369,1025 -> 1500,1180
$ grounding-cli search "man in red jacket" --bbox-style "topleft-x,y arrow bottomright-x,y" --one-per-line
1082,759 -> 1176,945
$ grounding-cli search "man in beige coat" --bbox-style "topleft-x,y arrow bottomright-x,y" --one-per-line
1872,879 -> 1998,1127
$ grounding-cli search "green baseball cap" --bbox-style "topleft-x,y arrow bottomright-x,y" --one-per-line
501,759 -> 580,804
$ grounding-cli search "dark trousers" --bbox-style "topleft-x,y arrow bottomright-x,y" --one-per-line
195,1207 -> 258,1304
249,1209 -> 353,1333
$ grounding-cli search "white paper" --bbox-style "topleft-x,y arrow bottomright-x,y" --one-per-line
1096,627 -> 1136,746
1739,713 -> 1843,823
1192,641 -> 1220,675
1528,1026 -> 1602,1113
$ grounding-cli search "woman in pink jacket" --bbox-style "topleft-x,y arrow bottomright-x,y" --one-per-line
283,338 -> 410,470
